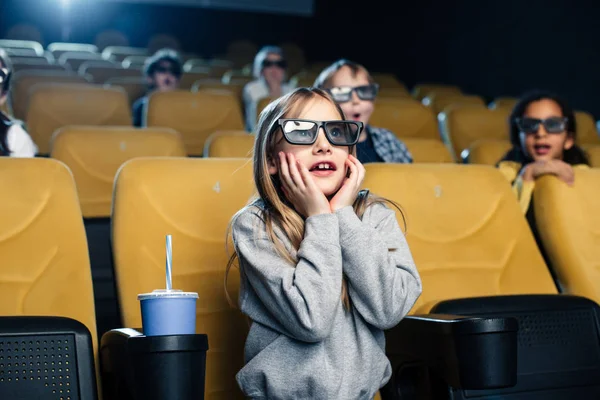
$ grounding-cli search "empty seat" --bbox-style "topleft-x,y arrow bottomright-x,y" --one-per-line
112,157 -> 255,399
51,126 -> 186,218
467,139 -> 513,165
411,83 -> 462,100
370,98 -> 440,140
575,111 -> 600,146
10,55 -> 50,65
121,55 -> 148,69
400,138 -> 454,163
11,60 -> 67,74
101,46 -> 147,62
79,62 -> 140,83
0,39 -> 44,56
27,84 -> 132,154
11,70 -> 90,120
52,126 -> 186,336
362,163 -> 556,313
534,169 -> 600,302
180,70 -> 212,89
104,77 -> 147,107
222,70 -> 252,84
203,130 -> 254,157
585,145 -> 600,167
47,42 -> 98,58
58,52 -> 109,71
422,93 -> 486,115
183,58 -> 209,71
207,60 -> 233,79
192,79 -> 245,105
439,107 -> 510,161
0,158 -> 98,350
146,90 -> 244,155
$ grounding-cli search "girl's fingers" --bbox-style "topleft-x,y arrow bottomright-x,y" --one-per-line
298,159 -> 318,189
278,151 -> 293,188
345,158 -> 358,185
287,153 -> 305,190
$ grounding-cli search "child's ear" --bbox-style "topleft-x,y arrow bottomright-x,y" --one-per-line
267,154 -> 278,175
564,134 -> 575,150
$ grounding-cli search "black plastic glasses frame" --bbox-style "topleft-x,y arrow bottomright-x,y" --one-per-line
516,117 -> 568,134
276,118 -> 363,146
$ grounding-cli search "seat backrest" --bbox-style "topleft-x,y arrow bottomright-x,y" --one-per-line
0,158 -> 98,350
11,62 -> 67,75
192,79 -> 245,105
411,84 -> 462,101
51,126 -> 186,218
146,90 -> 244,156
575,111 -> 600,146
0,316 -> 98,400
0,39 -> 44,56
423,94 -> 486,115
371,73 -> 407,90
439,107 -> 510,161
27,83 -> 132,154
79,62 -> 140,84
370,98 -> 440,140
204,130 -> 255,158
467,139 -> 512,165
256,96 -> 274,121
48,42 -> 98,58
180,70 -> 212,89
585,145 -> 600,168
489,97 -> 518,111
362,163 -> 557,313
11,70 -> 90,120
104,77 -> 147,107
112,157 -> 255,399
400,137 -> 454,163
534,169 -> 600,303
101,46 -> 147,62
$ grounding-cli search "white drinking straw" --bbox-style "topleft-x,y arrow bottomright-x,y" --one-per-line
166,234 -> 173,291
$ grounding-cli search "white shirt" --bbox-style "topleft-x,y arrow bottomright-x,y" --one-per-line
7,123 -> 37,157
243,79 -> 295,133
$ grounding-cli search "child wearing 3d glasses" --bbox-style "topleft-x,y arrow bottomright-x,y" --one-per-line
0,48 -> 37,157
227,87 -> 421,399
314,59 -> 412,164
498,90 -> 589,214
243,46 -> 296,132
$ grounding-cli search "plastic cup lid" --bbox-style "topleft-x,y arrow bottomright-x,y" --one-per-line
138,289 -> 199,301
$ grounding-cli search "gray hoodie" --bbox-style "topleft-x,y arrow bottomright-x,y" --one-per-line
232,202 -> 422,399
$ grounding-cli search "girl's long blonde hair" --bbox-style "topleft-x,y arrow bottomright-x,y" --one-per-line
225,87 -> 404,309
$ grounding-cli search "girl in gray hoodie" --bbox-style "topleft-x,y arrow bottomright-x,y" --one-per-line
227,87 -> 422,399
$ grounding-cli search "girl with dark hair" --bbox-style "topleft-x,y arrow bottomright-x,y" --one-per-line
498,90 -> 589,213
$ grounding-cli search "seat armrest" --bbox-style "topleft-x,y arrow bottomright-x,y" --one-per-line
386,314 -> 518,390
100,328 -> 209,400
